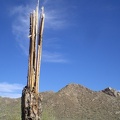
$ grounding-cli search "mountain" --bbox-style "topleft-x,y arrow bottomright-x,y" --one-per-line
0,83 -> 120,120
0,97 -> 21,120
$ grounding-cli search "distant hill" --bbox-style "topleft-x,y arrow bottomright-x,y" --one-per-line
0,83 -> 120,120
0,97 -> 21,120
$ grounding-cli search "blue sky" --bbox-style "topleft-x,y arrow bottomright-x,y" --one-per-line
0,0 -> 120,98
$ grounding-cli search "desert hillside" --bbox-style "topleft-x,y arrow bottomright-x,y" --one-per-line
0,84 -> 120,120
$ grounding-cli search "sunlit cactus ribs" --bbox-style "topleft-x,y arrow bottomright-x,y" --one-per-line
21,1 -> 45,120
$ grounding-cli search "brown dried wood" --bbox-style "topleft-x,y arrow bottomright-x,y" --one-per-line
22,1 -> 45,120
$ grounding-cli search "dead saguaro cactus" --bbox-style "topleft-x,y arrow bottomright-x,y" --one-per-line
21,1 -> 45,120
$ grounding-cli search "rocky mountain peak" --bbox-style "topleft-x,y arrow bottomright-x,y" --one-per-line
102,87 -> 120,97
58,83 -> 92,93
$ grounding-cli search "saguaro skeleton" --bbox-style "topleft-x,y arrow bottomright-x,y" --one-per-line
21,1 -> 45,120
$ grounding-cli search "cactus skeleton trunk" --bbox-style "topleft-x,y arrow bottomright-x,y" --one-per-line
21,1 -> 45,119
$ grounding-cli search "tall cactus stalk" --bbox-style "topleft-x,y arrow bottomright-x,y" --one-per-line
21,1 -> 45,119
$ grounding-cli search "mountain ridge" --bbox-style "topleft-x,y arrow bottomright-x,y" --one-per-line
0,83 -> 120,120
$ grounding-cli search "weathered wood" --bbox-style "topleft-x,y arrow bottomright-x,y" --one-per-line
35,7 -> 45,93
22,1 -> 45,120
22,87 -> 42,120
31,10 -> 35,89
27,13 -> 33,88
